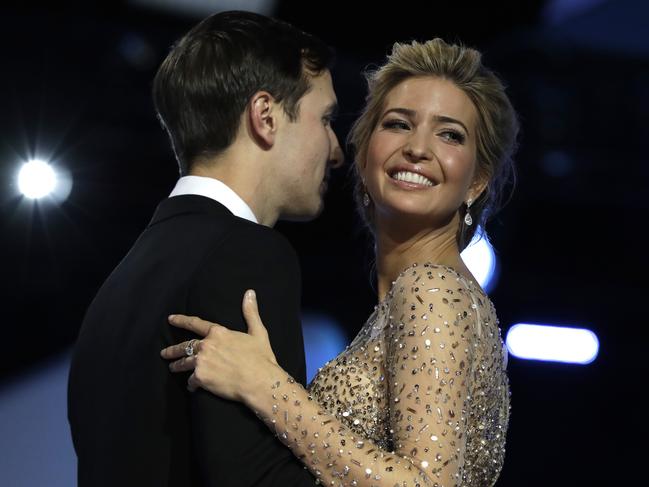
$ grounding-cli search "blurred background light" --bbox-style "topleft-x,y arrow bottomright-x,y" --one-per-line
18,160 -> 57,199
302,313 -> 347,383
0,352 -> 76,487
16,159 -> 73,203
130,0 -> 278,17
461,227 -> 498,292
506,323 -> 599,364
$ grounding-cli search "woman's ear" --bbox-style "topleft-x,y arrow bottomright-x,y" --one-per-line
467,167 -> 489,203
356,148 -> 369,179
247,91 -> 278,150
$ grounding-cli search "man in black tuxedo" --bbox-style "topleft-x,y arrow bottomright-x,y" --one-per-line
67,11 -> 342,486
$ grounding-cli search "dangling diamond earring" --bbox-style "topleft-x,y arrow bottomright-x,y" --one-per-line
361,177 -> 371,207
464,198 -> 473,226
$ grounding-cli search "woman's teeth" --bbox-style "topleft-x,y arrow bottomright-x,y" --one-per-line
392,171 -> 434,187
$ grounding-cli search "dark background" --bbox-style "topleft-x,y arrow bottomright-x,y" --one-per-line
1,1 -> 647,485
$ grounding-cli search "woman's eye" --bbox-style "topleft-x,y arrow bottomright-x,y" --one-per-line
381,119 -> 410,130
440,130 -> 465,144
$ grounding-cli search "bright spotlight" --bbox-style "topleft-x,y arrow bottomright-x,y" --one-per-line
18,160 -> 57,199
506,323 -> 599,364
461,227 -> 498,291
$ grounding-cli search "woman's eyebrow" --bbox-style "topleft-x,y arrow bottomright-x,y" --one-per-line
382,107 -> 469,135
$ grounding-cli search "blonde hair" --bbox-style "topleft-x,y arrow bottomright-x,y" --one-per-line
348,38 -> 519,249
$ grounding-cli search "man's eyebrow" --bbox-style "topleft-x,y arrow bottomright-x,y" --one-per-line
382,107 -> 470,135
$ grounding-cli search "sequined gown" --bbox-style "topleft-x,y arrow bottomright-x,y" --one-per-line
264,263 -> 510,487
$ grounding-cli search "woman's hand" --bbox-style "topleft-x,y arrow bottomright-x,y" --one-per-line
160,290 -> 279,405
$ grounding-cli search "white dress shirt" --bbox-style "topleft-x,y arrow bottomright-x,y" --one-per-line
168,175 -> 258,224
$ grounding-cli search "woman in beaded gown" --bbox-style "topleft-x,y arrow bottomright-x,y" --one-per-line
161,38 -> 519,487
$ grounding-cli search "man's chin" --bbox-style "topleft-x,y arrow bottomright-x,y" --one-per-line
280,199 -> 325,222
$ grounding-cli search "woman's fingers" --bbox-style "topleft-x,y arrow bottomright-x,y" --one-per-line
168,355 -> 197,372
241,290 -> 267,338
241,289 -> 277,365
162,344 -> 202,393
168,314 -> 219,336
160,339 -> 199,360
187,372 -> 200,392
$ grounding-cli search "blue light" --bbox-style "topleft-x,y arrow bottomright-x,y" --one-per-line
0,351 -> 76,486
461,227 -> 498,292
302,313 -> 347,383
506,323 -> 599,364
542,0 -> 607,26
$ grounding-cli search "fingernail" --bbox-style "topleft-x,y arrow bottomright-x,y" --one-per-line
246,290 -> 256,300
168,315 -> 175,322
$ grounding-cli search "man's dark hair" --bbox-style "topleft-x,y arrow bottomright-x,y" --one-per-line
152,10 -> 334,175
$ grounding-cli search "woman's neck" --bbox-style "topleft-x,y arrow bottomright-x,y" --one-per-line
374,214 -> 465,300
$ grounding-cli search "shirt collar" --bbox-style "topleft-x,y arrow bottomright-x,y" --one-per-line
168,175 -> 258,224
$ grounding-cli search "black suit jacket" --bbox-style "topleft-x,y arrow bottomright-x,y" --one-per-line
68,195 -> 315,486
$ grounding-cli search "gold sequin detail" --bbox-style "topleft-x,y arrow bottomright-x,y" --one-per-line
263,263 -> 510,486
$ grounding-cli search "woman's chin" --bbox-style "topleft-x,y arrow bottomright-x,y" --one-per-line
379,207 -> 434,227
375,202 -> 456,231
378,200 -> 434,220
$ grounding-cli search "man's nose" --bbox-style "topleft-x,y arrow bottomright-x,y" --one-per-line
328,131 -> 344,169
329,143 -> 345,169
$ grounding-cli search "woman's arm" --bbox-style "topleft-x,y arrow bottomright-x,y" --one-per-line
163,267 -> 476,486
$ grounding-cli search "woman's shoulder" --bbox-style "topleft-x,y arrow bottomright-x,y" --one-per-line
383,262 -> 498,341
387,262 -> 485,298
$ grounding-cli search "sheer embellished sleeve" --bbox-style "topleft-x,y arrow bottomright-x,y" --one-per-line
244,264 -> 478,486
384,264 -> 476,485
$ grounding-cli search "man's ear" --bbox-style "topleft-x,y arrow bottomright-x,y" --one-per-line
247,91 -> 278,150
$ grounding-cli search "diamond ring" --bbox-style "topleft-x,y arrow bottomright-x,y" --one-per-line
184,339 -> 198,357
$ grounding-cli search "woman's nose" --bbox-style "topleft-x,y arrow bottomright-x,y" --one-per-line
403,132 -> 433,162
